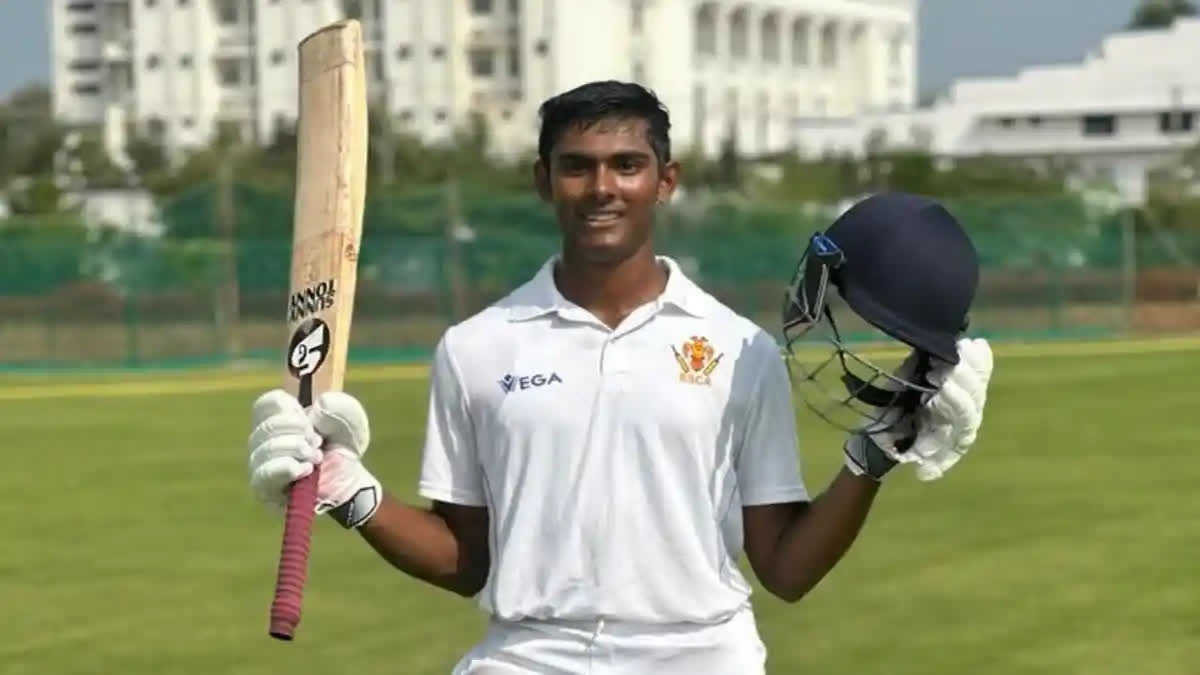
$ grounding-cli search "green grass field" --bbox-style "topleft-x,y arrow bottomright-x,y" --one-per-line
2,337 -> 1198,674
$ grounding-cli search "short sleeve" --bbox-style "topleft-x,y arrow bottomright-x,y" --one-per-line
417,332 -> 487,506
735,332 -> 810,506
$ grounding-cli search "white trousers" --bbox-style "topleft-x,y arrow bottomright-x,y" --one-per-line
450,607 -> 767,675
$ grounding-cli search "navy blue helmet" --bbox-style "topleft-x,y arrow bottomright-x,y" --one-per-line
782,191 -> 980,436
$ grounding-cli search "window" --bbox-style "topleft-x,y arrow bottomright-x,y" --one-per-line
1160,111 -> 1194,134
729,9 -> 748,60
67,2 -> 97,11
179,55 -> 192,67
368,51 -> 384,82
791,19 -> 809,66
695,6 -> 716,57
73,83 -> 102,95
70,24 -> 98,35
217,59 -> 241,85
761,14 -> 780,63
632,0 -> 644,33
507,46 -> 520,77
820,23 -> 837,67
1082,114 -> 1116,136
146,54 -> 160,69
432,45 -> 445,59
147,117 -> 166,138
396,45 -> 410,60
471,0 -> 493,14
890,34 -> 905,66
270,50 -> 285,66
468,48 -> 495,76
216,0 -> 238,24
108,64 -> 132,94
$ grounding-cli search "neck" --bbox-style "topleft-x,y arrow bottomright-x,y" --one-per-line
555,245 -> 667,326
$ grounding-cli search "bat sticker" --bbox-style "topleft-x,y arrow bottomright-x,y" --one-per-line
288,279 -> 337,322
287,318 -> 330,406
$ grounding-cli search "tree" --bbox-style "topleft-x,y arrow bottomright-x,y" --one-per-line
0,84 -> 62,184
1143,140 -> 1200,230
126,134 -> 170,178
1127,0 -> 1197,29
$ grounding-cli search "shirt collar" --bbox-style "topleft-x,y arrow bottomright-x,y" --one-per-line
506,254 -> 713,322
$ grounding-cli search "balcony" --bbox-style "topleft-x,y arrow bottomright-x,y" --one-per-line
218,92 -> 254,118
102,35 -> 131,60
215,27 -> 255,56
466,13 -> 518,48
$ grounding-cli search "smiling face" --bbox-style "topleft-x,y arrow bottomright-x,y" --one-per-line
534,116 -> 679,265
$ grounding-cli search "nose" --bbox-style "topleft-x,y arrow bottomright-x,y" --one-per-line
588,165 -> 617,201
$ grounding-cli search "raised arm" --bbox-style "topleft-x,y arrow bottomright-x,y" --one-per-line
742,468 -> 879,603
246,332 -> 491,598
729,329 -> 882,603
740,336 -> 993,603
726,331 -> 872,603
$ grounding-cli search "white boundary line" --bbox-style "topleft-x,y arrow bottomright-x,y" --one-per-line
1,336 -> 1197,401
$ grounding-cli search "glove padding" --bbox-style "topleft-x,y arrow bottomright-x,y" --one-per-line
247,389 -> 382,528
845,338 -> 993,481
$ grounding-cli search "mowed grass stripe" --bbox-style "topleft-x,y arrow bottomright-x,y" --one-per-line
1,335 -> 1197,400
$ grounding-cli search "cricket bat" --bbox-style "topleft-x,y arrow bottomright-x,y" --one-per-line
268,18 -> 368,642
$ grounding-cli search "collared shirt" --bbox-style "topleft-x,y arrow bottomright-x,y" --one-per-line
418,255 -> 809,626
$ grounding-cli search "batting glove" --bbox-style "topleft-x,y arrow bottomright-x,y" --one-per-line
247,389 -> 382,529
845,338 -> 994,482
903,337 -> 993,481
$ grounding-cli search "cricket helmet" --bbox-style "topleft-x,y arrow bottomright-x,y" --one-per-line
781,191 -> 979,438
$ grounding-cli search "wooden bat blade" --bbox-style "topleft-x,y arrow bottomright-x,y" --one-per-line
268,17 -> 368,643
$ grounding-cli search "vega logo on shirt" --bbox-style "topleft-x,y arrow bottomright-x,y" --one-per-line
498,372 -> 564,393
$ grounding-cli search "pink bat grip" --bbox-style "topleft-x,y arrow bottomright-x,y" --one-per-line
268,466 -> 320,640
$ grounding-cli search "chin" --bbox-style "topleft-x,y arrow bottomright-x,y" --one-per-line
572,240 -> 638,265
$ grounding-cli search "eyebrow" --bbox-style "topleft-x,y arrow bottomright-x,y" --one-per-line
556,149 -> 654,162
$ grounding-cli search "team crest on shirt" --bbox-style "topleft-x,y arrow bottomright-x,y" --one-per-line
671,336 -> 724,386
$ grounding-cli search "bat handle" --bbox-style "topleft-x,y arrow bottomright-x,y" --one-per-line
268,466 -> 321,641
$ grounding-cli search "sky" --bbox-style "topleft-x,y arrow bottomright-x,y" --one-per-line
0,0 -> 1147,100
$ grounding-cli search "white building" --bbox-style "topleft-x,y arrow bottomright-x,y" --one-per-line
793,17 -> 1200,205
50,0 -> 916,164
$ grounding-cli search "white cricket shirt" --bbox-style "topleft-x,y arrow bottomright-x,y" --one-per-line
418,255 -> 809,626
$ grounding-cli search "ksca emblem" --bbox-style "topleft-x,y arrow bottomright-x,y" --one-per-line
672,336 -> 724,386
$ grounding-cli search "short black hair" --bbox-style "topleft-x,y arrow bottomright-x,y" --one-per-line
536,80 -> 672,166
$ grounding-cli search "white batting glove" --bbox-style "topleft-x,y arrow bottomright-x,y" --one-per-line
903,337 -> 994,481
845,338 -> 993,481
247,389 -> 382,529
